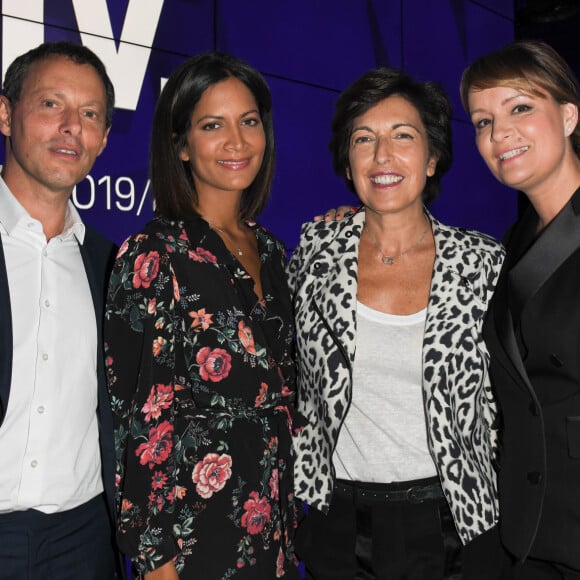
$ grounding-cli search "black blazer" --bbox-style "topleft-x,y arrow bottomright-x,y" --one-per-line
0,225 -> 117,530
483,187 -> 580,570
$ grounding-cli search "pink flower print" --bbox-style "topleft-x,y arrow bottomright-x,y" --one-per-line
147,298 -> 157,315
192,453 -> 233,498
117,239 -> 129,258
188,247 -> 217,263
142,384 -> 173,422
121,498 -> 133,513
276,547 -> 285,577
237,321 -> 257,354
255,382 -> 268,408
135,421 -> 173,468
172,275 -> 180,301
152,336 -> 166,357
269,468 -> 279,501
132,251 -> 160,289
151,471 -> 167,490
167,485 -> 186,504
241,491 -> 271,535
189,308 -> 214,331
196,347 -> 232,382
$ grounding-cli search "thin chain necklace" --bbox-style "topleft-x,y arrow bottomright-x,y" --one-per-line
208,221 -> 244,256
364,221 -> 429,265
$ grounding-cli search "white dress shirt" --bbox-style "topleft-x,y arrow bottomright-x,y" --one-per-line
0,177 -> 103,513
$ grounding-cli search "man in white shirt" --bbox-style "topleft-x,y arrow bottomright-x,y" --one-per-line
0,42 -> 120,579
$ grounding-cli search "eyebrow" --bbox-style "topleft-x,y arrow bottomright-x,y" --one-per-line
351,122 -> 420,134
470,92 -> 530,115
30,88 -> 105,108
195,109 -> 260,124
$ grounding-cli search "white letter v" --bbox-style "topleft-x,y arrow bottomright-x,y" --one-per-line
72,0 -> 164,111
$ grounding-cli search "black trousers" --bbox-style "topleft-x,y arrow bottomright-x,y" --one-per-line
0,494 -> 117,580
296,477 -> 462,580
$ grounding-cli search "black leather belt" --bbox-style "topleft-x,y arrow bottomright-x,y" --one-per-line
335,477 -> 445,504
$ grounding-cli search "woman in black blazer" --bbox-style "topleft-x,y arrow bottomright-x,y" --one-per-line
461,40 -> 580,579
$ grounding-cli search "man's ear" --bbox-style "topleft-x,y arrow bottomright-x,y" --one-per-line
96,127 -> 111,157
0,96 -> 12,138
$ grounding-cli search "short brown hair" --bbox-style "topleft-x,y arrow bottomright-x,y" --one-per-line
329,67 -> 452,204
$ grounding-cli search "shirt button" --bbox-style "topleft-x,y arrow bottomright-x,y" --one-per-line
42,353 -> 48,361
44,299 -> 50,307
37,406 -> 45,414
30,460 -> 38,468
527,471 -> 542,485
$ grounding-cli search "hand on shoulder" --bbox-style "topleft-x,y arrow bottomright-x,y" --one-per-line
313,205 -> 359,222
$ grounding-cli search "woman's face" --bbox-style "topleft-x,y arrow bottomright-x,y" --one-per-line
468,84 -> 577,196
347,95 -> 437,216
180,77 -> 266,200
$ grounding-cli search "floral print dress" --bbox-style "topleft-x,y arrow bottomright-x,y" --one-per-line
105,216 -> 302,579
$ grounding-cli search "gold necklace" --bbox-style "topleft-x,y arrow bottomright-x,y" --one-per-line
209,221 -> 244,256
364,222 -> 429,265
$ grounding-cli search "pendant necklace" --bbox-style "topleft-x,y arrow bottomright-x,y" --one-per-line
209,221 -> 244,256
364,222 -> 429,265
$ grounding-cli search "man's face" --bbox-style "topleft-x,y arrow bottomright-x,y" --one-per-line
0,55 -> 110,200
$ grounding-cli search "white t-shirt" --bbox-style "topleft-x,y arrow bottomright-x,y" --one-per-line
334,300 -> 437,483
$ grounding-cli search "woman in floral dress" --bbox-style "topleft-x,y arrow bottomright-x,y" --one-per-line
105,52 -> 302,579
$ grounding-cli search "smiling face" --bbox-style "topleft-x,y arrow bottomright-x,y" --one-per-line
180,77 -> 266,202
0,55 -> 110,201
347,95 -> 437,216
468,84 -> 578,198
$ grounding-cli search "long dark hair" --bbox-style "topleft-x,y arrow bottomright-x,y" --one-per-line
150,52 -> 275,220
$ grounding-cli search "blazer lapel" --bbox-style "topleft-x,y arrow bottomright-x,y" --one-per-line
0,239 -> 12,427
489,269 -> 535,393
424,215 -> 488,352
509,190 -> 580,316
310,211 -> 364,367
486,190 -> 580,395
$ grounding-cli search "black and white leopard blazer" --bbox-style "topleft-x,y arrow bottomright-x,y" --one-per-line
287,208 -> 505,544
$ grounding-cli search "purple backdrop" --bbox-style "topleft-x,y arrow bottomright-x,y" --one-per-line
0,0 -> 516,249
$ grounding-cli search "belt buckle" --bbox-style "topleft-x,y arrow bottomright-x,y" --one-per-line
406,486 -> 423,503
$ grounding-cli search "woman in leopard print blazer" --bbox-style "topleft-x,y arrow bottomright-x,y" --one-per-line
288,67 -> 505,579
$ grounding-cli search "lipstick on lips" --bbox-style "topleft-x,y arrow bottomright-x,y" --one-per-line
217,158 -> 251,170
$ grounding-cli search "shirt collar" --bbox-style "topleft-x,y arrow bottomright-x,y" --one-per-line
0,175 -> 86,243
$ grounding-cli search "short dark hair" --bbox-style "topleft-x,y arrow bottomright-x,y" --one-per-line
150,52 -> 275,221
2,41 -> 115,128
460,40 -> 580,158
329,67 -> 452,204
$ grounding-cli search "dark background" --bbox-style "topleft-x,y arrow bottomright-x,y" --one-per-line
1,1 -> 579,248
